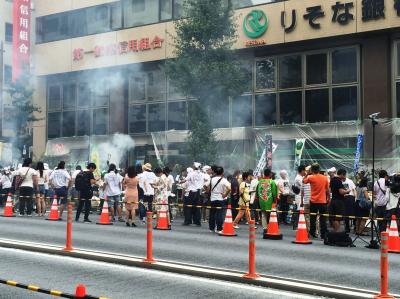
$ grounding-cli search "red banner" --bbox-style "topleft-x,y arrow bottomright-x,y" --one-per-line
12,0 -> 31,82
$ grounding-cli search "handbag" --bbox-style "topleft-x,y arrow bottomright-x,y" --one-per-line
15,168 -> 30,191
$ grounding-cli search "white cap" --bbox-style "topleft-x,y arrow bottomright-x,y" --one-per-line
44,163 -> 49,170
193,162 -> 201,169
328,167 -> 337,173
202,165 -> 211,172
187,167 -> 193,173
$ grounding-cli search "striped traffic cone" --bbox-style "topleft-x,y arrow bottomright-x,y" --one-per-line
2,194 -> 15,217
46,196 -> 60,221
220,204 -> 237,236
155,199 -> 171,230
388,215 -> 400,254
96,200 -> 113,225
263,204 -> 283,240
292,208 -> 312,244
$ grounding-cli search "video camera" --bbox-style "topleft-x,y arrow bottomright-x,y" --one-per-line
385,174 -> 400,194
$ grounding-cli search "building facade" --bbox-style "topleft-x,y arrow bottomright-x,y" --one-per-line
32,0 -> 400,172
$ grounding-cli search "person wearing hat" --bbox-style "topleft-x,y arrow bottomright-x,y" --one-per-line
183,162 -> 204,226
142,163 -> 157,213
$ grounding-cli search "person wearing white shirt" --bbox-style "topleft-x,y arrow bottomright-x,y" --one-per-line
163,167 -> 175,222
343,176 -> 357,233
49,161 -> 71,219
208,166 -> 231,233
183,162 -> 204,226
249,172 -> 259,224
142,163 -> 157,213
0,168 -> 12,206
103,164 -> 124,222
201,165 -> 212,223
277,170 -> 291,224
35,162 -> 48,217
17,158 -> 38,216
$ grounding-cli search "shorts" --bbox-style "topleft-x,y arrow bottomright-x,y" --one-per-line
329,200 -> 345,221
55,187 -> 68,205
36,185 -> 46,196
107,195 -> 121,209
238,197 -> 250,207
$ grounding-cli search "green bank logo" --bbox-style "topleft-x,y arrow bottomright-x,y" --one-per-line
243,10 -> 269,39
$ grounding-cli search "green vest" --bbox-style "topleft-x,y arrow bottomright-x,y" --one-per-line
257,178 -> 277,211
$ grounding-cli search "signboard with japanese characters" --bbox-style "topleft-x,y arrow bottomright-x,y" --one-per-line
12,0 -> 31,82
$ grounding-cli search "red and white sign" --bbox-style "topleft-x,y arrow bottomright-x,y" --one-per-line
73,36 -> 164,61
12,0 -> 31,82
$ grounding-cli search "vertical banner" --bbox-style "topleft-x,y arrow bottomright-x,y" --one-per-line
294,139 -> 306,168
265,134 -> 273,170
254,143 -> 278,177
12,0 -> 31,82
354,134 -> 364,175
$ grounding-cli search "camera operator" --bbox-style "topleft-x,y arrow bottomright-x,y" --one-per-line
385,173 -> 400,224
374,170 -> 388,233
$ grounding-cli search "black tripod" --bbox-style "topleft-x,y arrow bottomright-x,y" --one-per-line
352,114 -> 381,248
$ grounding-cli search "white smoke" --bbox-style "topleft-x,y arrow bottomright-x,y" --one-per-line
97,133 -> 135,169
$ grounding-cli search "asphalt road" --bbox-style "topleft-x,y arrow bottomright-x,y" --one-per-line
0,213 -> 398,295
0,248 -> 322,299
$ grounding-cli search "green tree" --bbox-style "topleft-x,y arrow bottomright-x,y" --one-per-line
166,0 -> 247,164
5,75 -> 41,157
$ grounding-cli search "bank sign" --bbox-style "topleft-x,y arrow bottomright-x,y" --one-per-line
243,0 -> 400,47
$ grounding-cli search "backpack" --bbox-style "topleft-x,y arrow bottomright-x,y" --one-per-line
358,188 -> 372,210
75,171 -> 87,192
292,184 -> 300,195
324,231 -> 354,247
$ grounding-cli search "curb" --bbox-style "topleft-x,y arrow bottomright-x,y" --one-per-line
0,238 -> 396,299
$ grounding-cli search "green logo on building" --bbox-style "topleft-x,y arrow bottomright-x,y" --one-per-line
243,10 -> 269,39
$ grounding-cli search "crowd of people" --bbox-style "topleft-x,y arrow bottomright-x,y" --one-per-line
1,158 -> 399,238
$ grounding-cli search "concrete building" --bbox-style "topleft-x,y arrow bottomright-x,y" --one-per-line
32,0 -> 400,172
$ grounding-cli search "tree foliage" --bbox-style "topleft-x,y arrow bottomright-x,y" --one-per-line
166,0 -> 247,163
5,75 -> 41,156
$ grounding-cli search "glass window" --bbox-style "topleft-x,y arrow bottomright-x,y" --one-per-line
110,2 -> 122,30
93,108 -> 109,135
397,82 -> 400,117
332,48 -> 357,84
332,86 -> 358,121
63,83 -> 76,109
147,70 -> 166,101
231,0 -> 277,9
306,53 -> 327,85
4,65 -> 12,85
254,94 -> 277,126
280,91 -> 302,124
174,0 -> 185,19
168,101 -> 187,130
305,89 -> 329,123
232,95 -> 252,127
86,5 -> 111,35
48,112 -> 61,139
256,58 -> 276,90
130,75 -> 146,103
240,60 -> 253,92
129,105 -> 147,133
279,55 -> 302,89
76,110 -> 91,136
48,85 -> 61,111
161,0 -> 173,20
91,81 -> 109,107
78,83 -> 91,108
69,9 -> 87,38
5,23 -> 13,42
208,97 -> 230,128
62,111 -> 76,137
37,13 -> 69,43
123,0 -> 159,27
168,80 -> 185,100
148,103 -> 166,132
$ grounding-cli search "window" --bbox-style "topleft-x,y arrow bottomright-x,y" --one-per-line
92,108 -> 109,135
63,83 -> 76,109
306,53 -> 327,85
5,23 -> 13,42
232,95 -> 252,127
240,60 -> 253,92
147,70 -> 166,101
161,0 -> 173,20
256,58 -> 276,90
279,55 -> 302,89
48,85 -> 61,111
332,86 -> 357,121
78,83 -> 91,108
168,101 -> 186,130
129,105 -> 147,133
231,0 -> 277,9
62,111 -> 76,137
37,13 -> 69,43
280,91 -> 302,124
4,65 -> 12,85
76,110 -> 91,136
148,103 -> 166,132
208,97 -> 229,128
168,80 -> 185,100
130,76 -> 146,103
254,94 -> 276,126
123,0 -> 159,27
397,83 -> 400,117
305,89 -> 329,123
48,112 -> 61,139
91,81 -> 109,107
332,48 -> 357,84
174,0 -> 185,19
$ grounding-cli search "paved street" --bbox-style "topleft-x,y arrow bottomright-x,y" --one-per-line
0,213 -> 398,295
0,248 -> 323,299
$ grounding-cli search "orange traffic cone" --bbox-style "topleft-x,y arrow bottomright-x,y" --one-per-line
2,194 -> 15,217
219,204 -> 237,237
96,200 -> 113,225
155,199 -> 171,230
46,196 -> 60,221
292,208 -> 312,244
388,215 -> 400,254
263,204 -> 283,240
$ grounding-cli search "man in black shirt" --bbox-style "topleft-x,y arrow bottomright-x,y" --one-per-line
75,163 -> 97,223
329,169 -> 350,232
